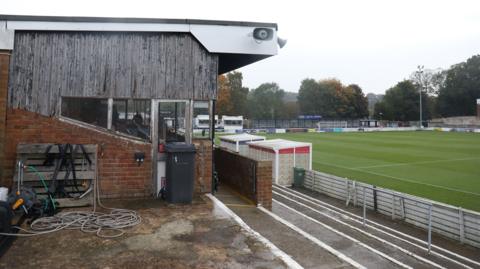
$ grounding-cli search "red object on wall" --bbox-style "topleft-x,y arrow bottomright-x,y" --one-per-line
158,143 -> 165,153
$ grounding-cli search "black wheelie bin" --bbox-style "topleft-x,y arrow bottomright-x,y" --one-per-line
165,142 -> 196,203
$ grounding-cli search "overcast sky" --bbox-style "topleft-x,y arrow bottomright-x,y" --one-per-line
4,0 -> 480,94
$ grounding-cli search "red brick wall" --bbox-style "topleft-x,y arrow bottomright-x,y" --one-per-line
2,109 -> 153,198
0,52 -> 10,183
193,139 -> 212,194
1,109 -> 214,198
214,147 -> 272,210
255,161 -> 273,210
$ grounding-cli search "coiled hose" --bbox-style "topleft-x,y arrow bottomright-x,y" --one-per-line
0,165 -> 141,238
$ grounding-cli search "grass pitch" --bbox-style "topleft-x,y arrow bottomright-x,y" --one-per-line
264,131 -> 480,211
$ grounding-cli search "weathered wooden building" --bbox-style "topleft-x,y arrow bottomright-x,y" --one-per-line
0,15 -> 280,198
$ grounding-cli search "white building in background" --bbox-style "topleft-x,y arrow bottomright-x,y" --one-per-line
194,115 -> 219,129
222,115 -> 243,133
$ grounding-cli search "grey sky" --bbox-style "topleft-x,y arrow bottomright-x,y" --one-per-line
4,0 -> 480,94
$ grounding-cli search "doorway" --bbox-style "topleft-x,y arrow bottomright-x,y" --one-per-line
152,100 -> 192,196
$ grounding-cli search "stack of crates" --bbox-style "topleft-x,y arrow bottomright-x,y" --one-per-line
247,139 -> 312,186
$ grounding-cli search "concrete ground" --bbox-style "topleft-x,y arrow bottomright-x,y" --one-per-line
216,185 -> 480,269
0,196 -> 288,269
215,185 -> 353,269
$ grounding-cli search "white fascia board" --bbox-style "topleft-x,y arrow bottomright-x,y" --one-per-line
190,24 -> 278,55
3,20 -> 278,55
0,21 -> 14,49
6,21 -> 190,32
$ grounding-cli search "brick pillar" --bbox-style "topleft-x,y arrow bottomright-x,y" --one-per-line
0,51 -> 10,184
256,160 -> 272,210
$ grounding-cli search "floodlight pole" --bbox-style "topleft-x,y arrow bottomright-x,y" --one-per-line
419,88 -> 423,128
417,65 -> 424,129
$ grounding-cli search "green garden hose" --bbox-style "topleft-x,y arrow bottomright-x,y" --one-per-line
27,165 -> 56,211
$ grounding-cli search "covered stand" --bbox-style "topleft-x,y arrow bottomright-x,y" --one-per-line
219,133 -> 266,155
248,139 -> 312,186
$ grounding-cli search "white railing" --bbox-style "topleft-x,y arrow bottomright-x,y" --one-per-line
303,170 -> 480,249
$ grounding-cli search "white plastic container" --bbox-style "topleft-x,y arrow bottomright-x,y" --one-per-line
0,187 -> 8,202
219,133 -> 266,155
248,139 -> 312,186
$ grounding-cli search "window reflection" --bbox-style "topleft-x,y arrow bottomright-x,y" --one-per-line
112,99 -> 151,140
158,101 -> 186,143
61,97 -> 108,128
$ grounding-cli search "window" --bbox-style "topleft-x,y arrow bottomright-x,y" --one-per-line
158,101 -> 187,143
193,101 -> 211,139
61,97 -> 108,128
61,97 -> 151,141
113,99 -> 151,140
224,120 -> 242,126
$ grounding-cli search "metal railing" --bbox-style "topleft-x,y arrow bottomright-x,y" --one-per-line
303,170 -> 480,249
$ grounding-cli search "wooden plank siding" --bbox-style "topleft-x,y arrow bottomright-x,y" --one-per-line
8,31 -> 218,116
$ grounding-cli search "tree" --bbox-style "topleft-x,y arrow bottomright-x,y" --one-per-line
410,67 -> 445,95
216,75 -> 233,116
298,78 -> 369,119
247,83 -> 285,119
436,55 -> 480,117
284,101 -> 299,119
367,93 -> 384,117
373,101 -> 387,120
349,84 -> 369,119
297,78 -> 320,115
373,80 -> 430,121
227,72 -> 249,116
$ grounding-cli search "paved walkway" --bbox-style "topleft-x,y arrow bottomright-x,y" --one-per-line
215,185 -> 353,269
216,185 -> 480,269
1,196 -> 289,269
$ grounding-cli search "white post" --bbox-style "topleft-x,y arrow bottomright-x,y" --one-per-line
293,146 -> 296,167
391,194 -> 395,220
363,186 -> 366,226
107,98 -> 113,130
353,181 -> 357,206
275,149 -> 279,185
309,143 -> 312,170
459,207 -> 465,244
345,179 -> 349,206
428,204 -> 432,254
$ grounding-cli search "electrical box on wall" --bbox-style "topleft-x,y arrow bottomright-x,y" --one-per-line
134,152 -> 145,165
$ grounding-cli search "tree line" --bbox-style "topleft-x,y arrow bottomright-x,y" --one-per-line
217,54 -> 480,121
374,55 -> 480,121
217,73 -> 369,120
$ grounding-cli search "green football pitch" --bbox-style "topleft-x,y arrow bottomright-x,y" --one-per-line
258,131 -> 480,211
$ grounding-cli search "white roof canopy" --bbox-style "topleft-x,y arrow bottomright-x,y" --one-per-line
220,133 -> 265,142
248,139 -> 311,150
0,14 -> 280,73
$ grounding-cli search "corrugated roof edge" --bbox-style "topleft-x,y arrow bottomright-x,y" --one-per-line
0,14 -> 278,30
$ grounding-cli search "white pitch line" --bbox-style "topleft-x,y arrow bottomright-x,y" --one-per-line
268,201 -> 412,269
273,192 -> 447,269
257,206 -> 367,269
354,157 -> 480,169
313,160 -> 480,196
205,194 -> 303,269
273,185 -> 479,269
